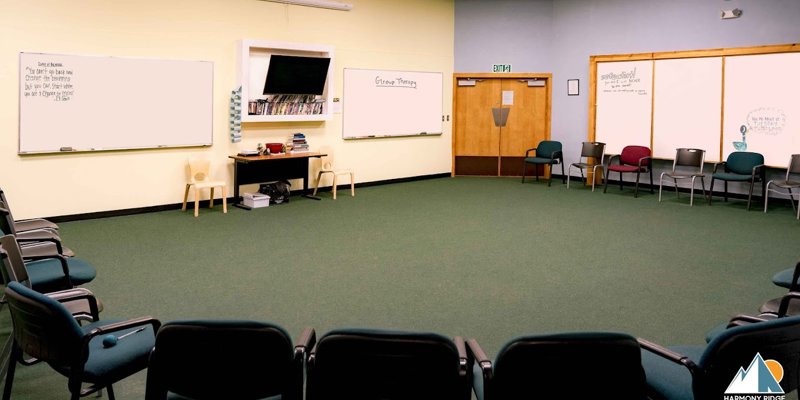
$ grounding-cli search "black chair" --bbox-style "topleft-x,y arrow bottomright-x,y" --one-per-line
3,281 -> 160,400
521,140 -> 565,187
306,328 -> 471,400
0,201 -> 73,258
640,314 -> 800,399
708,151 -> 765,210
146,320 -> 315,400
0,187 -> 59,233
468,332 -> 647,400
0,234 -> 95,293
567,141 -> 606,191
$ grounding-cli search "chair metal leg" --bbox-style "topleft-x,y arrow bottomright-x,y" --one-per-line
332,175 -> 338,200
764,181 -> 772,213
689,176 -> 698,206
567,165 -> 573,189
708,178 -> 715,205
350,172 -> 355,196
619,171 -> 623,190
561,162 -> 566,184
674,178 -> 679,198
106,384 -> 115,400
649,168 -> 654,193
634,170 -> 641,198
209,188 -> 215,209
547,164 -> 552,187
2,346 -> 18,400
603,171 -> 610,193
797,196 -> 800,220
521,161 -> 527,183
747,178 -> 755,211
724,181 -> 729,202
658,173 -> 665,202
580,167 -> 586,187
790,188 -> 797,212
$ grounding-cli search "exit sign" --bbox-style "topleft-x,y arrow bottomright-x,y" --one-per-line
492,64 -> 512,73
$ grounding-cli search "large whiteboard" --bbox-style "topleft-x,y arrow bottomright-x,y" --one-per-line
19,52 -> 213,154
595,60 -> 653,154
723,53 -> 800,166
652,57 -> 722,162
343,68 -> 442,139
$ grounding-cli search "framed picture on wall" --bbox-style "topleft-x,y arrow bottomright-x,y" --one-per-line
568,79 -> 579,96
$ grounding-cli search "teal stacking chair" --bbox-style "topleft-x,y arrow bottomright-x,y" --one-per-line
307,328 -> 471,400
0,234 -> 95,293
468,332 -> 646,400
3,281 -> 160,400
146,320 -> 315,400
0,201 -> 74,258
640,314 -> 800,400
521,140 -> 565,187
708,151 -> 765,210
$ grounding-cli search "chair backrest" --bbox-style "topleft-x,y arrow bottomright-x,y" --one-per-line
187,157 -> 212,183
619,146 -> 651,167
146,320 -> 299,400
726,151 -> 764,175
535,141 -> 562,159
3,281 -> 86,364
785,154 -> 800,179
697,314 -> 800,398
580,142 -> 606,161
0,200 -> 17,235
0,235 -> 32,287
307,329 -> 471,400
672,148 -> 705,171
491,332 -> 646,399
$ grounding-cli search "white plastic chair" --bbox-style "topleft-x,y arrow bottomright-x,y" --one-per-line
312,154 -> 354,200
182,157 -> 227,217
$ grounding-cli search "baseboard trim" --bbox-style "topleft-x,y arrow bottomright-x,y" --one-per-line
46,172 -> 452,222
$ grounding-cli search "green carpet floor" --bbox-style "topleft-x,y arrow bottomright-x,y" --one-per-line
2,176 -> 800,399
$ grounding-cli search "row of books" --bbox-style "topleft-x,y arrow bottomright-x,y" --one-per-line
248,99 -> 326,116
289,133 -> 310,153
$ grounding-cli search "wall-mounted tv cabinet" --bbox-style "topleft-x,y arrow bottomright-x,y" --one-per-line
237,39 -> 334,123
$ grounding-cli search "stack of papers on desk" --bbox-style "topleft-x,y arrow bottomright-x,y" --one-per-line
238,149 -> 260,156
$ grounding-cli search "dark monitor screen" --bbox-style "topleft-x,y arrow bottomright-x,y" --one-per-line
263,55 -> 331,95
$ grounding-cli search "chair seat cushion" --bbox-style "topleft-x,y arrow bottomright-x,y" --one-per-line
192,180 -> 226,189
772,268 -> 796,289
51,320 -> 156,384
712,172 -> 751,181
608,165 -> 639,173
642,345 -> 704,400
524,157 -> 556,165
26,257 -> 97,291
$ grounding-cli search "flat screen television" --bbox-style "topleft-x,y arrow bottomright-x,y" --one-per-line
263,55 -> 331,95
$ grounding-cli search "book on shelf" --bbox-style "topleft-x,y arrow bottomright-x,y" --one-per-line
247,95 -> 326,116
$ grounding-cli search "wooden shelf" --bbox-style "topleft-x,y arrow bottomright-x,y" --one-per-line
237,39 -> 334,123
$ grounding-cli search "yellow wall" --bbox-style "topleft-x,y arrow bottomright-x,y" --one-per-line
0,0 -> 454,218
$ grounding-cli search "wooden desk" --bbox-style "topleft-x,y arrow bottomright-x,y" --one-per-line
228,152 -> 326,208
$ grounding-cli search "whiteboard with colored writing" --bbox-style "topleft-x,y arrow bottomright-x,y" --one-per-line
343,68 -> 442,139
18,52 -> 213,154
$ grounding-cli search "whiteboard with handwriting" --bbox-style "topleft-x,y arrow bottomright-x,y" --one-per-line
594,60 -> 653,154
343,68 -> 442,139
18,52 -> 213,154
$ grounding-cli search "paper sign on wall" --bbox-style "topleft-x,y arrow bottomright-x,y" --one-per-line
502,90 -> 514,106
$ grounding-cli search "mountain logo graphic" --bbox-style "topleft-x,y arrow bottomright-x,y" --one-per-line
725,353 -> 784,394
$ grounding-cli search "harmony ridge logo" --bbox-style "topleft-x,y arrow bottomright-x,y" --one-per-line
723,353 -> 785,400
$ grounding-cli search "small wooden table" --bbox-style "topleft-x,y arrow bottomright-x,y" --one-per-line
228,152 -> 326,208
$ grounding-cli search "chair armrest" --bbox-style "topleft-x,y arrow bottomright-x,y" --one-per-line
637,156 -> 652,169
726,314 -> 769,328
778,291 -> 800,317
712,161 -> 726,174
16,234 -> 64,255
525,148 -> 537,158
294,327 -> 316,361
454,336 -> 469,376
87,316 -> 161,337
48,288 -> 102,321
467,338 -> 491,370
752,164 -> 766,178
551,150 -> 563,163
606,154 -> 620,166
637,338 -> 700,376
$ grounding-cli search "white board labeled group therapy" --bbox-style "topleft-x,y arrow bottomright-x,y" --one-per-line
343,68 -> 442,139
19,52 -> 213,154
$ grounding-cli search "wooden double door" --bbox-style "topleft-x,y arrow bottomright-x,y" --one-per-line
452,73 -> 551,176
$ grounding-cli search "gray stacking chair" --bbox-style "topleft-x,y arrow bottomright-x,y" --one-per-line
658,148 -> 706,206
567,141 -> 606,191
764,154 -> 800,219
